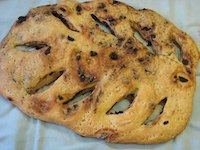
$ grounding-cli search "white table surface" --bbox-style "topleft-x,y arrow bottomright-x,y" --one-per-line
0,0 -> 200,150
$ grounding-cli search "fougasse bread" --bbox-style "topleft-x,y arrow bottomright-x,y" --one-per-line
0,0 -> 199,144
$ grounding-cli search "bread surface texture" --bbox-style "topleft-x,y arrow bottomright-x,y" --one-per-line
0,0 -> 199,144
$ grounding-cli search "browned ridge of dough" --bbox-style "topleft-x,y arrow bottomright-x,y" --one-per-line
0,0 -> 199,144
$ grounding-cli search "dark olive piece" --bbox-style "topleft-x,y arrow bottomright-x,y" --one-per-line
90,51 -> 98,57
109,52 -> 118,60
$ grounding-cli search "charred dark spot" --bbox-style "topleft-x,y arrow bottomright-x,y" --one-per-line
163,120 -> 169,125
90,51 -> 98,57
142,27 -> 151,31
44,47 -> 51,55
127,48 -> 138,54
58,95 -> 63,100
147,41 -> 152,46
76,5 -> 82,13
60,7 -> 66,12
109,52 -> 118,60
67,35 -> 75,41
151,34 -> 156,39
138,57 -> 144,62
119,15 -> 126,20
182,59 -> 188,65
17,16 -> 27,24
178,76 -> 188,82
7,97 -> 13,101
98,3 -> 106,9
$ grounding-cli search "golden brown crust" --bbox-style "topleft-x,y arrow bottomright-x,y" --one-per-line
0,0 -> 199,144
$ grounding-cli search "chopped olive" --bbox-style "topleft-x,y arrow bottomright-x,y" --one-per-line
151,34 -> 156,39
113,0 -> 120,4
163,121 -> 169,125
49,72 -> 54,75
90,51 -> 98,57
138,58 -> 144,62
60,7 -> 66,12
44,47 -> 51,55
73,104 -> 79,110
119,15 -> 126,20
67,36 -> 75,41
80,74 -> 86,82
86,76 -> 94,83
17,16 -> 27,24
142,27 -> 151,31
182,59 -> 188,65
179,76 -> 188,82
58,95 -> 63,100
109,52 -> 118,60
76,5 -> 82,12
147,41 -> 152,46
8,97 -> 13,101
67,108 -> 72,113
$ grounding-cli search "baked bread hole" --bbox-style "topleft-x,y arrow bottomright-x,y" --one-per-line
52,10 -> 79,32
178,76 -> 188,83
106,93 -> 136,115
91,14 -> 115,35
15,42 -> 50,53
134,32 -> 154,53
143,97 -> 167,125
174,74 -> 189,83
63,87 -> 94,105
27,70 -> 65,94
173,41 -> 181,61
